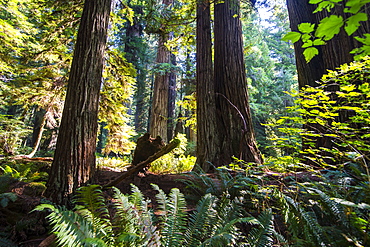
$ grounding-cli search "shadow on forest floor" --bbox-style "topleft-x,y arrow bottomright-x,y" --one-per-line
0,158 -> 190,247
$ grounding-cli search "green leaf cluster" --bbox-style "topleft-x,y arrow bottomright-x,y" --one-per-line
283,0 -> 370,61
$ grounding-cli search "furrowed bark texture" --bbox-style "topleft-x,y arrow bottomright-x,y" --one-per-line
45,0 -> 112,205
196,0 -> 220,171
149,0 -> 173,143
214,0 -> 262,165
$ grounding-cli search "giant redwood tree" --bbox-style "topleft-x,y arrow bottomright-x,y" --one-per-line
45,0 -> 112,205
196,0 -> 220,171
149,0 -> 174,143
213,0 -> 262,165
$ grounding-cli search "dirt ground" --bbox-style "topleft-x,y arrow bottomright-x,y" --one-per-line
0,167 -> 190,247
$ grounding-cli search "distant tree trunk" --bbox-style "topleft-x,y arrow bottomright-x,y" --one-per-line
123,4 -> 149,134
167,52 -> 176,140
27,109 -> 47,158
45,0 -> 112,205
196,0 -> 220,171
149,0 -> 173,143
213,0 -> 262,166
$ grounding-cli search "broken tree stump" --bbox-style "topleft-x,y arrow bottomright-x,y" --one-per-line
104,137 -> 180,188
132,133 -> 164,166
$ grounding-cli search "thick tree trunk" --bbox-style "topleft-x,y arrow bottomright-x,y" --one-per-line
213,0 -> 262,166
150,34 -> 170,142
45,0 -> 112,205
149,0 -> 174,143
196,0 -> 220,171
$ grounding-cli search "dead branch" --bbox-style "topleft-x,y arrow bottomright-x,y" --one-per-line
103,138 -> 180,188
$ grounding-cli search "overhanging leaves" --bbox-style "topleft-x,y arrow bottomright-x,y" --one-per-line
315,15 -> 344,41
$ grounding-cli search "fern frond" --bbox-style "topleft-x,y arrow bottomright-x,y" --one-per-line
183,193 -> 217,247
152,183 -> 168,220
128,184 -> 145,209
161,188 -> 187,247
113,186 -> 160,247
34,204 -> 95,247
283,194 -> 327,246
111,187 -> 139,235
307,187 -> 349,228
247,209 -> 275,247
74,185 -> 109,219
73,185 -> 113,242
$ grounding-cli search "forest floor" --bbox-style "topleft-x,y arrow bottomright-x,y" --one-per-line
0,157 -> 320,247
0,158 -> 191,247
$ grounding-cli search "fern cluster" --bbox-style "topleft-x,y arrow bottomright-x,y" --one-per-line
36,183 -> 274,247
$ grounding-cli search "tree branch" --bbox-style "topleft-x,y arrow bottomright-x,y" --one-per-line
103,138 -> 180,188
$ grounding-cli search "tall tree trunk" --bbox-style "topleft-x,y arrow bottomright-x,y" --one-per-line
123,4 -> 149,134
196,0 -> 220,171
149,0 -> 173,143
150,33 -> 170,142
26,109 -> 47,158
213,0 -> 262,166
45,0 -> 112,205
167,52 -> 176,140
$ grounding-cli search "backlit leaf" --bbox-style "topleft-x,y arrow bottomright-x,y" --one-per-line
345,12 -> 368,36
315,15 -> 344,41
303,47 -> 319,62
313,39 -> 326,45
282,32 -> 301,43
298,23 -> 315,33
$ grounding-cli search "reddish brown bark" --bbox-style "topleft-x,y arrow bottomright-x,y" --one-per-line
196,0 -> 220,171
213,0 -> 262,166
45,0 -> 112,205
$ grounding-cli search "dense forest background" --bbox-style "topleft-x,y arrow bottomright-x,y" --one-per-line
1,0 -> 370,246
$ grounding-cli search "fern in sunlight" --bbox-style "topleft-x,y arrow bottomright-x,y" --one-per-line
34,204 -> 98,247
73,185 -> 114,243
182,193 -> 217,246
111,186 -> 160,246
152,184 -> 188,247
246,209 -> 286,247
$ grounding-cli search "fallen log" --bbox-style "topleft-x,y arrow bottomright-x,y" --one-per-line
104,138 -> 180,188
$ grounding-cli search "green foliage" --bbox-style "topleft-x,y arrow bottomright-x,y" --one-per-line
263,57 -> 370,246
36,183 -> 274,247
150,134 -> 196,174
0,192 -> 17,207
245,3 -> 298,156
283,0 -> 370,61
100,49 -> 137,156
0,115 -> 31,155
0,160 -> 48,183
96,156 -> 131,172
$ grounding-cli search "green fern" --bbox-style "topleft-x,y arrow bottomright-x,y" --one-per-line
34,204 -> 97,247
112,186 -> 160,246
246,209 -> 286,247
73,185 -> 114,244
183,193 -> 217,246
0,238 -> 18,247
277,191 -> 328,246
152,184 -> 187,247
